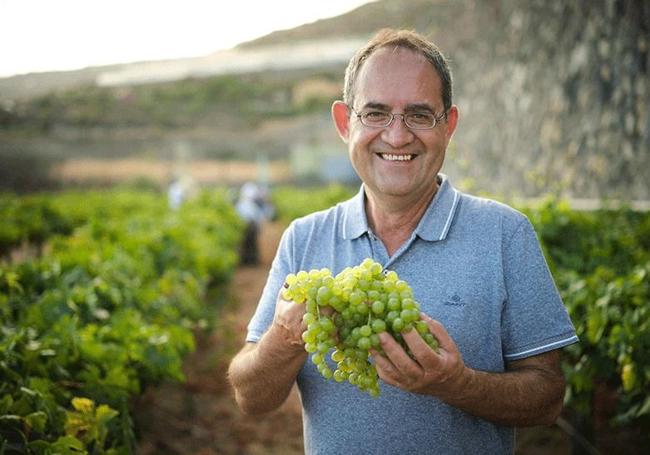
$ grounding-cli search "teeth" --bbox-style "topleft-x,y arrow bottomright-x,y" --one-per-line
381,154 -> 413,161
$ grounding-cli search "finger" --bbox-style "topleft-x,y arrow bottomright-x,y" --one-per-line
369,350 -> 401,386
369,349 -> 392,372
378,332 -> 422,377
420,313 -> 458,354
401,327 -> 439,368
320,306 -> 335,317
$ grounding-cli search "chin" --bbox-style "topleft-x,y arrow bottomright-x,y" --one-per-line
376,183 -> 414,197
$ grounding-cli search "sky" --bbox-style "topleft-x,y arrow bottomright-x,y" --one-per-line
0,0 -> 375,78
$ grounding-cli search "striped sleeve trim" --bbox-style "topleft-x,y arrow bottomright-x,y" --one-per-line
504,334 -> 579,360
245,332 -> 263,343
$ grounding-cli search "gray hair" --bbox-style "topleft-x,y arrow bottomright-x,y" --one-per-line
343,28 -> 453,111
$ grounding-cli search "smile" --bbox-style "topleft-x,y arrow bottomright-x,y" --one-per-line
379,153 -> 414,161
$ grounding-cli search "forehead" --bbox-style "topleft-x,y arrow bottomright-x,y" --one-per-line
355,47 -> 443,108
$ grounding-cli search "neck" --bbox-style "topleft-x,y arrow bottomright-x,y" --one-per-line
364,182 -> 439,256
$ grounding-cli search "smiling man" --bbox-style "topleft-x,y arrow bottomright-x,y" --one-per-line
331,40 -> 458,257
228,29 -> 578,454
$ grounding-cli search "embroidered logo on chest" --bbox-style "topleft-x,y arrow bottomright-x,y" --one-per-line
443,294 -> 465,306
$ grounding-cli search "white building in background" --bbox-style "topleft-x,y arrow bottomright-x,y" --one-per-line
97,39 -> 366,87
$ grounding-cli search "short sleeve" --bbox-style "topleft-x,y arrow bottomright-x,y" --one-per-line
245,222 -> 296,342
501,218 -> 578,360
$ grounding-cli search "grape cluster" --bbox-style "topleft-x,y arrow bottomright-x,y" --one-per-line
282,258 -> 438,397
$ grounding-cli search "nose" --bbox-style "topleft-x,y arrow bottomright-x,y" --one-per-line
381,114 -> 414,148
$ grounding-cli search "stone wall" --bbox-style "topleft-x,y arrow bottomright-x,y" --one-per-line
443,0 -> 649,199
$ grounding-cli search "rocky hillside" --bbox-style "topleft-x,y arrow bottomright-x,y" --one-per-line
449,0 -> 649,199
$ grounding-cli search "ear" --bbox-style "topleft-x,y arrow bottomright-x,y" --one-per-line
331,101 -> 350,143
444,105 -> 459,142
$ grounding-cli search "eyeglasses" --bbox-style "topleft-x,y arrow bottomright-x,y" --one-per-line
349,106 -> 447,130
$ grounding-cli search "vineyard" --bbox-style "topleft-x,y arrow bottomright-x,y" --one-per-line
524,199 -> 650,452
1,188 -> 242,453
1,185 -> 649,453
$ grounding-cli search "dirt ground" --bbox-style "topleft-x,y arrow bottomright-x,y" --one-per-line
134,221 -> 574,455
135,221 -> 303,455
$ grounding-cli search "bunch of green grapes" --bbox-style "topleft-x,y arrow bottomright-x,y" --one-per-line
282,258 -> 438,397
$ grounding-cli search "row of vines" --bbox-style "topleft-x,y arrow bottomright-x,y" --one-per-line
524,200 -> 650,449
271,185 -> 650,449
1,189 -> 243,454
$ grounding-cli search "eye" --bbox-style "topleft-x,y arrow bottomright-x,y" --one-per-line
363,111 -> 390,121
407,112 -> 435,125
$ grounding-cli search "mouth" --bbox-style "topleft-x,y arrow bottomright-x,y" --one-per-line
377,153 -> 415,162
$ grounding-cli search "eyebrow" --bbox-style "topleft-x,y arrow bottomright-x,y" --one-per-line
360,102 -> 391,111
405,103 -> 436,113
360,102 -> 436,113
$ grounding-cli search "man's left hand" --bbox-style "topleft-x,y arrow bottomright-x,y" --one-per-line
371,313 -> 469,397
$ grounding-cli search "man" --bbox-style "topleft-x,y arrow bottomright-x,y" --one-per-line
235,181 -> 269,265
228,29 -> 578,454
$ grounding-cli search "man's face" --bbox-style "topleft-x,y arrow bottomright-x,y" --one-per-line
334,47 -> 458,202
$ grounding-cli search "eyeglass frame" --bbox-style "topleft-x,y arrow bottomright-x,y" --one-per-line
348,105 -> 448,130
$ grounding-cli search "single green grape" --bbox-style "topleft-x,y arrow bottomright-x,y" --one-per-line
371,319 -> 386,333
357,337 -> 371,350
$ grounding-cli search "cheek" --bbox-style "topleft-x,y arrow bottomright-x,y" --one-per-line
349,126 -> 381,147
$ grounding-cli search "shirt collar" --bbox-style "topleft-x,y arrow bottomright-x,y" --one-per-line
413,174 -> 461,241
342,174 -> 461,242
342,185 -> 368,240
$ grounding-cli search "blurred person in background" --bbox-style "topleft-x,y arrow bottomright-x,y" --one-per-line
228,29 -> 578,454
236,181 -> 274,265
167,173 -> 194,210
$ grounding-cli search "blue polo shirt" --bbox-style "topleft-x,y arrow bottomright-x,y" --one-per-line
247,174 -> 578,455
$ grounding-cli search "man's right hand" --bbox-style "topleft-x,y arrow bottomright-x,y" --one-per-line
271,289 -> 306,348
228,288 -> 309,415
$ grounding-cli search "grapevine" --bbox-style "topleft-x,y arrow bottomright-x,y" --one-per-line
0,188 -> 243,452
282,258 -> 438,397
